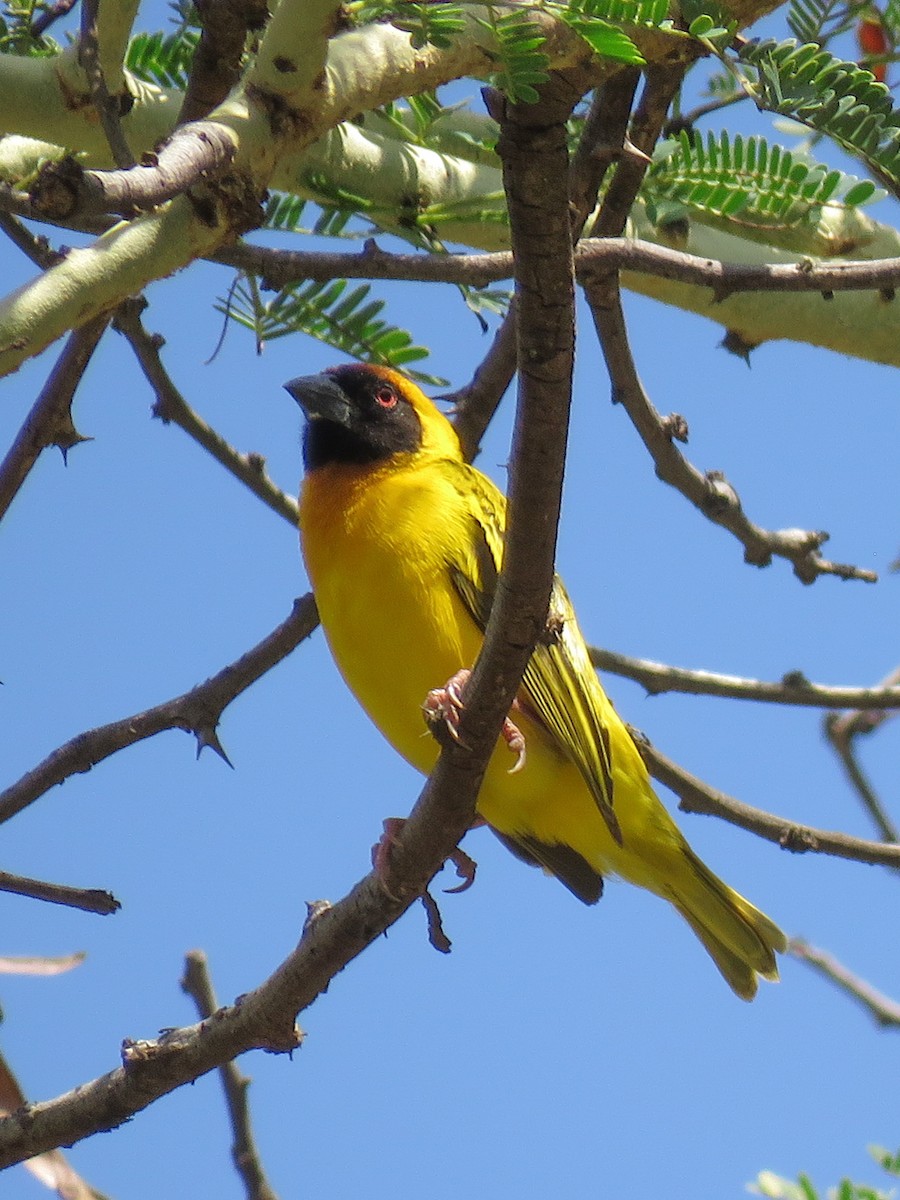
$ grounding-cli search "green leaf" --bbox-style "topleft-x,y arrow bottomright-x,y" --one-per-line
644,129 -> 880,237
216,276 -> 446,386
126,27 -> 199,89
391,2 -> 466,49
561,15 -> 644,63
477,8 -> 550,104
739,39 -> 900,194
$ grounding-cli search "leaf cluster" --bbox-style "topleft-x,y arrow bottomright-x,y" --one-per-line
646,129 -> 880,231
741,38 -> 900,194
752,1144 -> 900,1200
216,276 -> 446,386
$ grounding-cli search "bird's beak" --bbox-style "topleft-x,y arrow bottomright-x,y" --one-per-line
284,374 -> 351,425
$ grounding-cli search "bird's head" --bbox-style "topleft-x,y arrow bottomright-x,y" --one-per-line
284,363 -> 461,471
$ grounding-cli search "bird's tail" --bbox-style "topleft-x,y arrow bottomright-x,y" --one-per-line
666,848 -> 787,1001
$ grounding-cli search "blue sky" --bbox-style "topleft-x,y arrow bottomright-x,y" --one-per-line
2,7 -> 900,1199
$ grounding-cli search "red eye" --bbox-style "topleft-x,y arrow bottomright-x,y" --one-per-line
375,384 -> 397,409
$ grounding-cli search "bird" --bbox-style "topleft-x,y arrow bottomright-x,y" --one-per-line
285,361 -> 786,1000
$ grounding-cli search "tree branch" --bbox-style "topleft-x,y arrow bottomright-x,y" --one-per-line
178,0 -> 270,127
0,597 -> 318,828
114,299 -> 299,526
205,233 -> 900,296
589,646 -> 900,710
449,76 -> 642,462
635,731 -> 900,868
448,300 -> 518,463
0,313 -> 106,522
0,870 -> 120,916
789,938 -> 900,1028
588,285 -> 876,583
592,63 -> 687,239
181,951 -> 279,1200
30,0 -> 80,40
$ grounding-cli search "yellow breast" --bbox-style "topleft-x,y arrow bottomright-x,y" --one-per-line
300,458 -> 483,773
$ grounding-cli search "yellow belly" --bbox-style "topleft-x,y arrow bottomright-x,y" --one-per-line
299,459 -> 658,886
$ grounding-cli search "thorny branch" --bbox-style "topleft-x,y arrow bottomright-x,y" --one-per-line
590,647 -> 900,711
210,236 -> 900,298
591,63 -> 685,239
114,299 -> 299,526
10,180 -> 900,299
450,74 -> 643,462
0,597 -> 318,828
635,730 -> 900,868
0,313 -> 106,521
589,289 -> 876,583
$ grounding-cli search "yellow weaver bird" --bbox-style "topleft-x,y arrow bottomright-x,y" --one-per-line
286,362 -> 786,1000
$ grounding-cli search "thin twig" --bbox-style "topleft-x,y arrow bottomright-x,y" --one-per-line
664,90 -> 747,135
0,314 -> 107,522
79,0 -> 134,169
789,938 -> 900,1028
0,211 -> 65,269
181,951 -> 280,1200
449,76 -> 641,462
114,299 -> 299,526
448,300 -> 518,463
634,730 -> 900,868
592,63 -> 688,239
824,668 -> 900,842
0,597 -> 318,827
0,871 -> 120,915
588,286 -> 876,583
589,646 -> 900,710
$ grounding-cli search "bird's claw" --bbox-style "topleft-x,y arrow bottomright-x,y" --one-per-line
501,716 -> 526,774
423,667 -> 527,773
423,668 -> 471,747
372,817 -> 479,897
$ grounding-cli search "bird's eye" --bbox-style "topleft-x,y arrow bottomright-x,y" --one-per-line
375,384 -> 398,409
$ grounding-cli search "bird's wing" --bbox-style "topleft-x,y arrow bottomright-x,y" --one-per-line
444,463 -> 622,846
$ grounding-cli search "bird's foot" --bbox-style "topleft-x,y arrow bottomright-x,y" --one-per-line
423,668 -> 527,774
371,817 -> 480,895
423,667 -> 471,746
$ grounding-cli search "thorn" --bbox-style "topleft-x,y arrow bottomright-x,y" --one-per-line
194,727 -> 233,767
56,430 -> 93,464
621,136 -> 652,164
